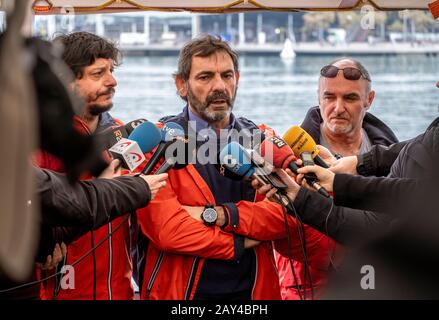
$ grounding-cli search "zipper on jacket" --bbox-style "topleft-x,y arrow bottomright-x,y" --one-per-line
250,182 -> 259,300
251,248 -> 258,300
107,222 -> 113,300
184,257 -> 199,300
145,251 -> 164,299
90,231 -> 97,300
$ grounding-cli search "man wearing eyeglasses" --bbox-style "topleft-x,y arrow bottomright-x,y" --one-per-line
275,58 -> 398,300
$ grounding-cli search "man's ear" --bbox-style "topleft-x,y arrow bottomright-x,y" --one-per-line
366,90 -> 375,110
175,76 -> 188,98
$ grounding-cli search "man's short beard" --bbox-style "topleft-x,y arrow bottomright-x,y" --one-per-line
88,103 -> 113,116
326,123 -> 353,135
201,105 -> 232,122
326,103 -> 367,135
187,86 -> 235,123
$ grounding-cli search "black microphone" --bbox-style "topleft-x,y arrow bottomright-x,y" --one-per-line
98,125 -> 129,150
142,122 -> 185,175
154,137 -> 190,174
124,118 -> 148,135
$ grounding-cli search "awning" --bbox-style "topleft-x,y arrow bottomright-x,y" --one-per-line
30,0 -> 433,15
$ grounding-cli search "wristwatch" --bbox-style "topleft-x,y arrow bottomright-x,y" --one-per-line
201,204 -> 218,226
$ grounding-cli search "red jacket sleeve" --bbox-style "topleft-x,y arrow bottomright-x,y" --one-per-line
222,199 -> 342,269
223,200 -> 302,241
136,178 -> 244,260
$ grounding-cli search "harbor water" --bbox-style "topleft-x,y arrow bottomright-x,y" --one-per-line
112,54 -> 439,141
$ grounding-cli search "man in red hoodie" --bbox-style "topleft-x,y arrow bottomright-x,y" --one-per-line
34,32 -> 133,300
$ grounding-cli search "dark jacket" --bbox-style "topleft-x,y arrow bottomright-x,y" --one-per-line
294,106 -> 399,245
334,119 -> 439,213
326,120 -> 439,299
34,115 -> 134,300
1,168 -> 151,300
37,168 -> 151,229
276,106 -> 399,300
36,168 -> 151,261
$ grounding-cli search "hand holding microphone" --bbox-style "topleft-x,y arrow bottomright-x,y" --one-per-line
296,166 -> 335,193
251,168 -> 301,203
98,159 -> 123,179
329,155 -> 359,175
315,145 -> 337,167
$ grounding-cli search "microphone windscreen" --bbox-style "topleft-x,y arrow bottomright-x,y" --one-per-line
161,121 -> 185,141
260,137 -> 296,169
98,125 -> 128,150
128,121 -> 162,153
125,118 -> 148,135
219,142 -> 254,178
282,125 -> 320,159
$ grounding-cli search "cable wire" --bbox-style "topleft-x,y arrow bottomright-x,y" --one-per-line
0,215 -> 130,294
325,199 -> 339,272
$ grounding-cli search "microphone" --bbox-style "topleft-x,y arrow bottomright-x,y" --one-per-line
108,138 -> 146,172
154,137 -> 190,174
108,121 -> 161,172
97,118 -> 149,151
141,122 -> 185,175
260,136 -> 330,198
124,118 -> 148,135
219,142 -> 294,212
98,125 -> 129,150
127,121 -> 162,154
282,126 -> 329,168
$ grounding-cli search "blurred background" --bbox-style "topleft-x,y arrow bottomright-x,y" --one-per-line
17,10 -> 437,140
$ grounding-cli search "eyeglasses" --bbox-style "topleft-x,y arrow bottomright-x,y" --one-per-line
320,65 -> 371,82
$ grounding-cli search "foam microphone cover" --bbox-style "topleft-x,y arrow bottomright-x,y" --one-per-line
99,125 -> 128,150
125,118 -> 148,135
128,121 -> 162,153
260,137 -> 296,170
219,141 -> 254,179
282,125 -> 320,159
161,121 -> 185,141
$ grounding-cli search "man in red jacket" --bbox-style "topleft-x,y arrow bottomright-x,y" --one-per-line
34,32 -> 133,300
136,35 -> 338,300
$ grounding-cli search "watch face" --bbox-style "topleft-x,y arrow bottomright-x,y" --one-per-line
202,208 -> 218,224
